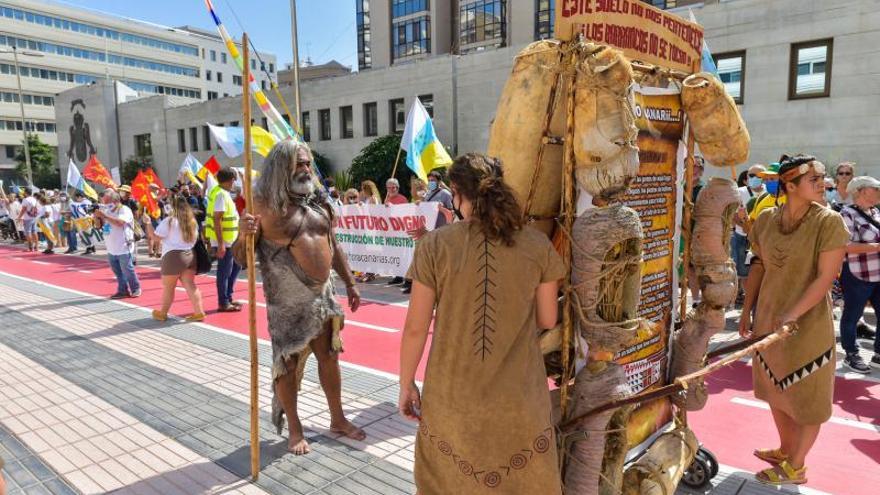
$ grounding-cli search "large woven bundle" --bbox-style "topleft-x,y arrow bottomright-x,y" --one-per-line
563,363 -> 632,495
682,73 -> 750,166
622,427 -> 698,495
571,205 -> 643,353
692,178 -> 740,308
573,45 -> 639,201
669,305 -> 725,411
489,40 -> 567,236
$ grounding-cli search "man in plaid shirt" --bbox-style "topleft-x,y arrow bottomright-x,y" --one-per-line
839,176 -> 880,373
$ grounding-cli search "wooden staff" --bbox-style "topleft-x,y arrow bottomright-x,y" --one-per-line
679,126 -> 696,322
241,33 -> 260,481
390,147 -> 403,180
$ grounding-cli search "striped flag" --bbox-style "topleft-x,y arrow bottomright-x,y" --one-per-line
66,160 -> 98,200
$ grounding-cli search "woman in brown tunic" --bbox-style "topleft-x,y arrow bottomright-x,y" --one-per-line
398,153 -> 565,494
739,154 -> 849,485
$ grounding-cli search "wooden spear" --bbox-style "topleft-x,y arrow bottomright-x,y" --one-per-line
241,33 -> 260,481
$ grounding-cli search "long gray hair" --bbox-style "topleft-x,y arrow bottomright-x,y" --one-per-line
254,139 -> 312,216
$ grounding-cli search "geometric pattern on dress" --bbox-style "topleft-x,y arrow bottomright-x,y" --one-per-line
473,235 -> 498,361
755,347 -> 833,392
419,421 -> 553,489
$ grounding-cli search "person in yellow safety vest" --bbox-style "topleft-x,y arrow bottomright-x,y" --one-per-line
207,167 -> 242,312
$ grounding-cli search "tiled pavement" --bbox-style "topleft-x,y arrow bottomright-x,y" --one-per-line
0,256 -> 840,495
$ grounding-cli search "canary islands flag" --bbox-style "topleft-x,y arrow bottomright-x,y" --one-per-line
208,123 -> 278,158
401,98 -> 452,182
66,159 -> 98,200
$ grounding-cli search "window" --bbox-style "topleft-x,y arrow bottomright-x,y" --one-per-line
177,129 -> 186,153
210,50 -> 216,62
221,53 -> 227,64
269,63 -> 274,73
390,98 -> 405,133
459,0 -> 506,51
206,70 -> 212,81
302,112 -> 311,142
419,94 -> 434,118
535,0 -> 554,40
713,51 -> 745,104
224,93 -> 229,97
190,127 -> 199,152
261,80 -> 267,90
789,39 -> 833,99
216,72 -> 223,83
357,0 -> 372,70
134,134 -> 152,157
251,59 -> 256,70
230,120 -> 239,127
340,106 -> 353,139
233,75 -> 242,86
363,102 -> 378,137
5,145 -> 16,159
202,126 -> 211,150
319,109 -> 331,140
207,91 -> 218,100
392,0 -> 429,18
393,16 -> 431,61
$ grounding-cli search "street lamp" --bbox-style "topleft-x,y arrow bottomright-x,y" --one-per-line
0,46 -> 44,185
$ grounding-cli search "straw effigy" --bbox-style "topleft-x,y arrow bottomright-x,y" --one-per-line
669,305 -> 726,410
622,426 -> 699,495
691,178 -> 741,309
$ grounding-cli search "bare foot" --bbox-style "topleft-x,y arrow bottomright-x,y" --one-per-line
288,435 -> 311,455
330,420 -> 366,441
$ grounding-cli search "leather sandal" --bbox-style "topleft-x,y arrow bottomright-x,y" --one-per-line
151,310 -> 167,321
185,312 -> 206,322
756,460 -> 807,485
754,447 -> 788,465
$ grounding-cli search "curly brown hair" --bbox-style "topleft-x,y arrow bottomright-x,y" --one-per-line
447,153 -> 524,246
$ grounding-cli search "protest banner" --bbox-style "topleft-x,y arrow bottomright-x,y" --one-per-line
333,202 -> 440,277
556,0 -> 703,73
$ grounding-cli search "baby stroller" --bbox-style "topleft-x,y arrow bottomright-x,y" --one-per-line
0,214 -> 17,240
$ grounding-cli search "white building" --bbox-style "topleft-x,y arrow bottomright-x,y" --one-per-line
0,0 -> 275,180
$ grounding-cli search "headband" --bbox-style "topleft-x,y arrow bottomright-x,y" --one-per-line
780,161 -> 825,182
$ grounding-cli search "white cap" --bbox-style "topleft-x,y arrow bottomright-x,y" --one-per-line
847,176 -> 880,195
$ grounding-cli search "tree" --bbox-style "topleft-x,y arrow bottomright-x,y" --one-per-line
349,134 -> 414,199
14,134 -> 59,189
311,149 -> 333,179
122,155 -> 153,184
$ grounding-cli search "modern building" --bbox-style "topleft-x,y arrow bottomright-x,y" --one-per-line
54,0 -> 880,186
0,0 -> 275,181
278,60 -> 352,84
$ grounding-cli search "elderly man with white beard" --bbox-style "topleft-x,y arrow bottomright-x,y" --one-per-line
234,140 -> 365,455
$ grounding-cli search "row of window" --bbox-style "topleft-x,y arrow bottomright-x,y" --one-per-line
1,6 -> 200,57
0,92 -> 54,106
459,0 -> 506,49
356,0 -> 372,70
714,38 -> 834,104
0,35 -> 200,78
392,16 -> 431,61
0,120 -> 56,133
303,95 -> 433,142
0,62 -> 201,99
392,0 -> 429,19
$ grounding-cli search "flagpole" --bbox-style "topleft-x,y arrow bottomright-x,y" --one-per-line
242,33 -> 260,482
389,147 -> 403,180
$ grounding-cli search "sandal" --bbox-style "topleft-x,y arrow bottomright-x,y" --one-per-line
754,447 -> 788,465
185,312 -> 206,322
151,310 -> 167,321
756,460 -> 807,485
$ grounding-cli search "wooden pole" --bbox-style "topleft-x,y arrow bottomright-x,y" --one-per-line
679,126 -> 696,323
242,34 -> 260,482
390,146 -> 403,180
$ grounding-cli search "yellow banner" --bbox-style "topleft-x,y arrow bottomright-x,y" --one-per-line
556,0 -> 703,73
617,85 -> 684,447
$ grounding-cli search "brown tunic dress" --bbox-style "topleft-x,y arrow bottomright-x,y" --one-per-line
408,222 -> 566,494
749,203 -> 849,425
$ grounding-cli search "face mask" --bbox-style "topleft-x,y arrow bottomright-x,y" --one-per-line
825,191 -> 836,203
452,193 -> 464,220
766,180 -> 779,195
747,176 -> 763,189
427,181 -> 438,191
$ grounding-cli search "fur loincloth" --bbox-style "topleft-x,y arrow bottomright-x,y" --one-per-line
257,237 -> 344,433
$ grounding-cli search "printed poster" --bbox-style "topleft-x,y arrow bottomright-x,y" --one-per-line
333,203 -> 440,277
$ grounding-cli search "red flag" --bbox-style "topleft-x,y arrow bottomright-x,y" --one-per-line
197,155 -> 222,181
141,167 -> 166,191
131,171 -> 160,218
82,155 -> 118,189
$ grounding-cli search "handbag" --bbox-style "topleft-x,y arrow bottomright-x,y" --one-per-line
193,238 -> 212,275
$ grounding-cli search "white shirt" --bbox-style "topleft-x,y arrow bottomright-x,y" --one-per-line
211,188 -> 239,248
105,204 -> 135,256
154,217 -> 196,256
50,203 -> 61,221
20,196 -> 39,220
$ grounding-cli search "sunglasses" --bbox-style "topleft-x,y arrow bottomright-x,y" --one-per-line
838,171 -> 852,176
825,187 -> 835,192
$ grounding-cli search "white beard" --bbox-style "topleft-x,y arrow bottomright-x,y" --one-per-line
291,177 -> 315,196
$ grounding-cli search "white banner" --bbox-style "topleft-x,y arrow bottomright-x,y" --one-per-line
110,167 -> 121,186
333,202 -> 440,277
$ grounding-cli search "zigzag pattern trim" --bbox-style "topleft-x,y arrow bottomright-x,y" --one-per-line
755,347 -> 833,392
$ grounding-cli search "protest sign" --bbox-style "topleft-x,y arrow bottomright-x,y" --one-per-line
334,202 -> 440,277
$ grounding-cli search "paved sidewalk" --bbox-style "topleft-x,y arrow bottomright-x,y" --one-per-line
0,246 -> 845,494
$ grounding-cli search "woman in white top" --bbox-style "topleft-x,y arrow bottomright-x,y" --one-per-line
152,196 -> 205,322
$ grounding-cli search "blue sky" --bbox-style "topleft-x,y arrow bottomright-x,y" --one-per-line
57,0 -> 358,70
